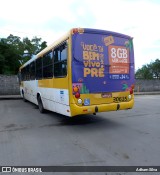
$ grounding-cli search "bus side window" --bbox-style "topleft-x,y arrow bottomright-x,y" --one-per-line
25,65 -> 30,81
43,51 -> 53,78
54,42 -> 67,77
36,58 -> 42,80
30,61 -> 36,80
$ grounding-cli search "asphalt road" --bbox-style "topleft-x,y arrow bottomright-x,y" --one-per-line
0,95 -> 160,175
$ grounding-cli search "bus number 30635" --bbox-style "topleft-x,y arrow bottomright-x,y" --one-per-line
113,97 -> 127,102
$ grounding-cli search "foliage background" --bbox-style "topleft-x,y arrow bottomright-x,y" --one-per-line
0,35 -> 47,75
135,59 -> 160,79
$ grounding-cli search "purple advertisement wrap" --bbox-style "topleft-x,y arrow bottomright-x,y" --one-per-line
72,29 -> 135,94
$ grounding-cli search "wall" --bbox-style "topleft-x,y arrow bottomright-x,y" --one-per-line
0,74 -> 20,95
135,79 -> 160,92
0,75 -> 160,95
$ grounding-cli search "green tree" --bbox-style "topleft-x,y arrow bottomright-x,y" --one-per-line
135,64 -> 153,79
0,39 -> 21,74
22,36 -> 47,64
135,59 -> 160,79
0,35 -> 47,75
150,59 -> 160,79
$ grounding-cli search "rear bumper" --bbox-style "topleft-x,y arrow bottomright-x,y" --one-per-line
70,98 -> 134,117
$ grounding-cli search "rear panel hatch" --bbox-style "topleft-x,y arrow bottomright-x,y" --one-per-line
72,29 -> 134,104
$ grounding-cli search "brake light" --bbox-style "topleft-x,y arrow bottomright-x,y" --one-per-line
130,88 -> 133,94
75,92 -> 80,98
73,85 -> 81,98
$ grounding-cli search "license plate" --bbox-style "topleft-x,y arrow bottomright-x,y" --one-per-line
113,96 -> 127,102
102,93 -> 112,98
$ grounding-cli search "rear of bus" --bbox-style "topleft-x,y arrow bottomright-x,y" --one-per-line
70,28 -> 135,116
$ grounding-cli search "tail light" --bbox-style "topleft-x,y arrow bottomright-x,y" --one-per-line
75,92 -> 80,98
130,88 -> 133,94
73,86 -> 80,98
129,84 -> 134,94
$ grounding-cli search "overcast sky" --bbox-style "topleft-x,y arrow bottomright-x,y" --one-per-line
0,0 -> 160,70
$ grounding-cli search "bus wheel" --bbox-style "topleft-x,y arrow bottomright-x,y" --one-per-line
37,96 -> 45,113
22,91 -> 27,102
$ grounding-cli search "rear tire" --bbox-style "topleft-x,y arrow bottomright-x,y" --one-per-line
37,96 -> 45,113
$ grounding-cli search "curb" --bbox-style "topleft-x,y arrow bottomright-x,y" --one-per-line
134,92 -> 160,95
0,95 -> 22,100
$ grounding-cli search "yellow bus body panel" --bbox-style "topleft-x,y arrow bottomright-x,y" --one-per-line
70,95 -> 134,116
38,77 -> 68,89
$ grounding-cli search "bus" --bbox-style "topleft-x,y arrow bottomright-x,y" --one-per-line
19,28 -> 135,117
